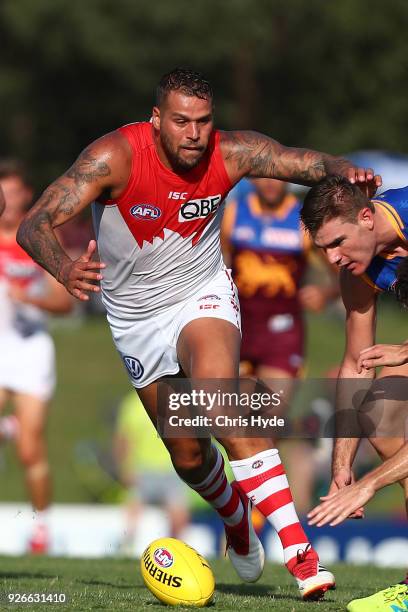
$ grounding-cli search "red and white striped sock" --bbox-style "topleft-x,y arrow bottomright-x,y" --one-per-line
230,448 -> 311,569
185,446 -> 244,527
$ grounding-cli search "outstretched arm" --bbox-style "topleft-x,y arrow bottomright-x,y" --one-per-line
328,271 -> 377,517
308,442 -> 408,526
220,130 -> 381,192
17,132 -> 130,300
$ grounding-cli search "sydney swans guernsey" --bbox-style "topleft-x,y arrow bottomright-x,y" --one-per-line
93,122 -> 232,320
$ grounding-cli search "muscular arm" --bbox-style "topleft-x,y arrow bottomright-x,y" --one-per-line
333,271 -> 377,481
220,130 -> 377,187
16,131 -> 130,298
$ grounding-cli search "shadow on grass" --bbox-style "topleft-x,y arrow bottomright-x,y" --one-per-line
0,572 -> 57,580
78,578 -> 145,589
216,583 -> 336,604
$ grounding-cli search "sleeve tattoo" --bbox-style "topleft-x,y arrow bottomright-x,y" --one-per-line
221,130 -> 353,185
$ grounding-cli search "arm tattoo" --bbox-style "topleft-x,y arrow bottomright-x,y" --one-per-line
17,147 -> 112,283
222,130 -> 354,185
66,149 -> 111,185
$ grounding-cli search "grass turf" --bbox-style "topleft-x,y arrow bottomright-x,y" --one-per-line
0,556 -> 405,611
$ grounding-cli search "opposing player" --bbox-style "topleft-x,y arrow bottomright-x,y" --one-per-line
0,160 -> 72,552
301,175 -> 408,520
16,69 -> 379,598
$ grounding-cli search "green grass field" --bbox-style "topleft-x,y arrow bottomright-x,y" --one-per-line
0,556 -> 405,612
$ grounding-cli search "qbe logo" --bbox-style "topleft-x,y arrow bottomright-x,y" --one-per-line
178,194 -> 222,222
130,204 -> 161,220
153,547 -> 174,568
123,355 -> 144,381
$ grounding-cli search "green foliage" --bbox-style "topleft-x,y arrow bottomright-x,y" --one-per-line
0,1 -> 408,189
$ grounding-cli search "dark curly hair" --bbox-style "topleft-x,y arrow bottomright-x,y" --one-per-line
394,258 -> 408,307
301,175 -> 373,238
156,67 -> 213,107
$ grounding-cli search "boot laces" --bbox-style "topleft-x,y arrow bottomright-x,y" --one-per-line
383,584 -> 408,604
296,543 -> 312,564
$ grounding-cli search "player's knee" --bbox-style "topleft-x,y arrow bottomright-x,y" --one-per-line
17,439 -> 45,467
170,443 -> 211,478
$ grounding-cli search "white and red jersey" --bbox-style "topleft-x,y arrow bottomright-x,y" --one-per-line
92,122 -> 232,320
0,237 -> 47,336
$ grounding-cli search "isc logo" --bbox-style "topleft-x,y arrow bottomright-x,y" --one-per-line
179,195 -> 222,222
130,204 -> 161,220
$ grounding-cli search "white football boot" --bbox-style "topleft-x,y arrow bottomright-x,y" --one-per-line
225,481 -> 265,583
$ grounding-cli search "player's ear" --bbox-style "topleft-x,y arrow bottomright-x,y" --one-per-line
152,107 -> 160,131
359,206 -> 375,230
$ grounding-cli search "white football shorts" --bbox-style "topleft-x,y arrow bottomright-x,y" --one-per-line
0,330 -> 56,401
108,268 -> 241,388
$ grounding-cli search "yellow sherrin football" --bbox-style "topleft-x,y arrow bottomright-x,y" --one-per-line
141,537 -> 215,607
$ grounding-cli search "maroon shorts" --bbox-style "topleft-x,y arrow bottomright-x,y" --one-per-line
240,312 -> 304,377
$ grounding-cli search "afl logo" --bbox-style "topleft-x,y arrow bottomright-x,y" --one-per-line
252,460 -> 264,469
123,356 -> 144,381
130,204 -> 161,220
153,547 -> 174,568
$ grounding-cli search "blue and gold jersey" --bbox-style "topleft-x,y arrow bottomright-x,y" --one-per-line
224,185 -> 310,318
363,186 -> 408,292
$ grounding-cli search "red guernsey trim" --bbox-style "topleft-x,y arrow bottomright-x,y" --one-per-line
256,488 -> 293,517
238,463 -> 285,493
278,523 -> 308,547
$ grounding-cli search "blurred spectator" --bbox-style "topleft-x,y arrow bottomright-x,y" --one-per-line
221,178 -> 339,513
0,160 -> 72,553
113,391 -> 191,553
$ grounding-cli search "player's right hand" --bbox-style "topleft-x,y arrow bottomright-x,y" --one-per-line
329,467 -> 365,519
357,343 -> 408,371
59,239 -> 106,301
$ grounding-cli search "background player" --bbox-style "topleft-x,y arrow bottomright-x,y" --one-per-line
221,177 -> 338,513
16,69 -> 379,599
0,160 -> 72,552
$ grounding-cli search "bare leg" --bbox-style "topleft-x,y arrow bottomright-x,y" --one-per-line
369,364 -> 408,515
14,393 -> 51,511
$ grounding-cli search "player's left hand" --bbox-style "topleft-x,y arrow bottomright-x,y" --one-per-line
347,167 -> 382,198
357,343 -> 408,372
307,479 -> 376,527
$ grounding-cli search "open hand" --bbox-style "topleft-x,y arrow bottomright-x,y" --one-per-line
347,167 -> 382,198
308,479 -> 374,527
59,240 -> 105,301
357,343 -> 408,372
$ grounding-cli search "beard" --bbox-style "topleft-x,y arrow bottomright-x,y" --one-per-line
160,132 -> 206,172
